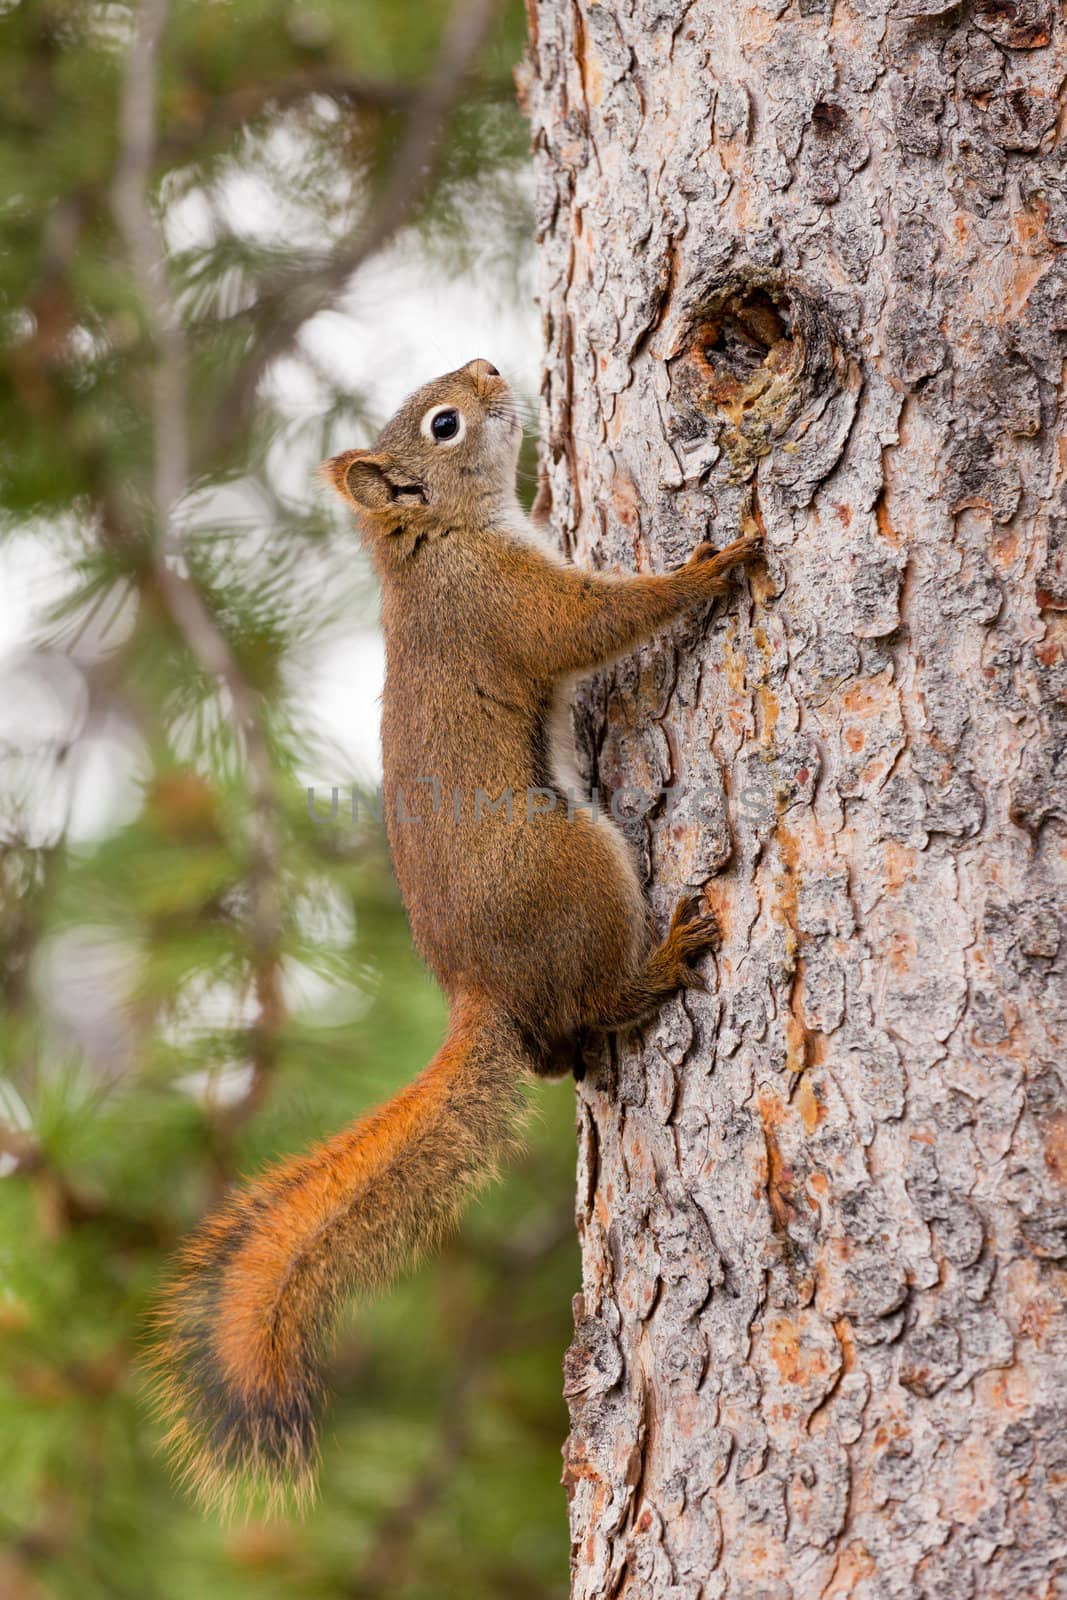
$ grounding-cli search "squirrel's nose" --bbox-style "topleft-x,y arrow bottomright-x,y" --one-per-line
466,358 -> 500,380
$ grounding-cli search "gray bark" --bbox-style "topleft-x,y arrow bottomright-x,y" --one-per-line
520,2 -> 1067,1596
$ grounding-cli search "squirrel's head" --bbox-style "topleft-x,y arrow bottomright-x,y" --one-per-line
323,359 -> 522,552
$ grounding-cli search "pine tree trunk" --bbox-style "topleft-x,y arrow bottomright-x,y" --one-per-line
520,3 -> 1067,1595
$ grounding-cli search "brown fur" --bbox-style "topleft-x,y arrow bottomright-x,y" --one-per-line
151,359 -> 760,1508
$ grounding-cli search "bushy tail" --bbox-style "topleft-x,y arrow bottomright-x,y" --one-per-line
150,991 -> 530,1511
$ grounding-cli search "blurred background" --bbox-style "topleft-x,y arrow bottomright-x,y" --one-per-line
0,3 -> 577,1597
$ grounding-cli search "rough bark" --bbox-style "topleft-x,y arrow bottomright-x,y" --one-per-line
520,2 -> 1067,1596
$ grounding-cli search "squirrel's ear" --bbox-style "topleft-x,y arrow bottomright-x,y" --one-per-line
322,450 -> 426,513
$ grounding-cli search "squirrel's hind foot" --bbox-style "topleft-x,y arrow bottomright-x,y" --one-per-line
663,893 -> 720,992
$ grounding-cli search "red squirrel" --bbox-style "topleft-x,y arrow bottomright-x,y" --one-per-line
152,358 -> 761,1507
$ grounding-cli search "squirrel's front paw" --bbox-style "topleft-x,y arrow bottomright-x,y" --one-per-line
689,531 -> 763,573
728,529 -> 765,562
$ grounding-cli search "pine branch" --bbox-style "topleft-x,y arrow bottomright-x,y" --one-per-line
110,0 -> 284,1107
158,63 -> 517,164
348,1217 -> 568,1599
196,0 -> 503,469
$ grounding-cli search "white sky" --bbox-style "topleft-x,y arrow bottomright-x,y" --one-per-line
291,236 -> 540,787
0,234 -> 540,838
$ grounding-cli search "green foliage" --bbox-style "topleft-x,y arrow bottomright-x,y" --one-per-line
0,2 -> 574,1596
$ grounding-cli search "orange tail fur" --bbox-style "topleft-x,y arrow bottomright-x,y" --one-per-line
151,992 -> 530,1509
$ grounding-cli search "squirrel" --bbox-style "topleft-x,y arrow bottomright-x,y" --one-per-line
152,358 -> 761,1508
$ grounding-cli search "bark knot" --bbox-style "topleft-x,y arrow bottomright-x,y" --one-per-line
667,268 -> 862,504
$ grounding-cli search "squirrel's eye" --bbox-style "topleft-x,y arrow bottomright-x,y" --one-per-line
422,406 -> 465,445
431,410 -> 459,441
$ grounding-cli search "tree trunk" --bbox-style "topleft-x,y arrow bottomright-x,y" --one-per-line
520,2 -> 1067,1595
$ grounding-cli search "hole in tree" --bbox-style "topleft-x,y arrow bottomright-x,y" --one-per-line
672,274 -> 856,472
692,287 -> 796,413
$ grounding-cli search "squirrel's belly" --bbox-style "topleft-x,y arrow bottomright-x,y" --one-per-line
544,678 -> 582,797
546,679 -> 641,897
